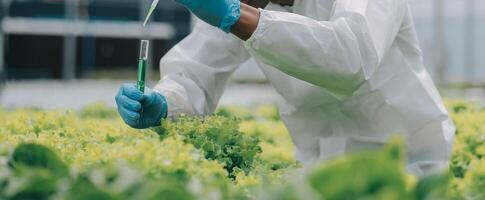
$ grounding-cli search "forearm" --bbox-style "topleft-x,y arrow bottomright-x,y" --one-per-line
231,3 -> 260,40
231,6 -> 366,96
234,0 -> 406,98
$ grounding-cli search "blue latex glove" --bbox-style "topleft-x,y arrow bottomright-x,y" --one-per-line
175,0 -> 240,32
115,84 -> 168,129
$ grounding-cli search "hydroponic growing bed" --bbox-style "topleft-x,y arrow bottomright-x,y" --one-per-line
0,101 -> 483,200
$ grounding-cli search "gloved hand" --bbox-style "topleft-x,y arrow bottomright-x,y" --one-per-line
175,0 -> 240,32
115,84 -> 168,129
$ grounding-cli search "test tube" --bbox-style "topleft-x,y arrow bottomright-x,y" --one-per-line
137,40 -> 149,93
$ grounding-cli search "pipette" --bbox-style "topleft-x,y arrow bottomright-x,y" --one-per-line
137,40 -> 149,92
143,0 -> 160,27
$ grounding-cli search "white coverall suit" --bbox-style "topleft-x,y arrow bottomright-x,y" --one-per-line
153,0 -> 456,177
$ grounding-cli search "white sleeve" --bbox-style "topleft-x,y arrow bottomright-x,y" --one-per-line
245,0 -> 407,99
154,21 -> 250,118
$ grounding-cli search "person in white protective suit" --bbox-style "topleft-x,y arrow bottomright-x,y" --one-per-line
115,0 -> 456,177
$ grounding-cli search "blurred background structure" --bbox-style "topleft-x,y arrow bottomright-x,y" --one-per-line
0,0 -> 484,109
0,0 -> 190,80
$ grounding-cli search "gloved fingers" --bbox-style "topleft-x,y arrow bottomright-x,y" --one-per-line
141,89 -> 160,106
120,95 -> 142,112
121,83 -> 144,101
115,86 -> 124,104
118,106 -> 141,127
141,92 -> 153,105
115,88 -> 142,112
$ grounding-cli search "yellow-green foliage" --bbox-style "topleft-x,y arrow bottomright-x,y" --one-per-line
0,109 -> 227,180
307,140 -> 410,200
0,101 -> 484,199
0,105 -> 294,199
446,100 -> 485,200
154,116 -> 263,177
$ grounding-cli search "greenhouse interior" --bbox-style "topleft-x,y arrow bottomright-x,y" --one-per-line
0,0 -> 484,199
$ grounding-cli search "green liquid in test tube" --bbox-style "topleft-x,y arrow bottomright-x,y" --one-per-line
138,40 -> 149,93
